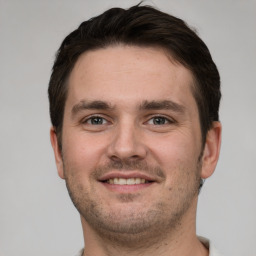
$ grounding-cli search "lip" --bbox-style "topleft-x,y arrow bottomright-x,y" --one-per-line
101,182 -> 153,193
98,171 -> 158,193
98,171 -> 157,183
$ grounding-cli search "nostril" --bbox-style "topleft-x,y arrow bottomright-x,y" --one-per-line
110,155 -> 122,163
110,155 -> 143,164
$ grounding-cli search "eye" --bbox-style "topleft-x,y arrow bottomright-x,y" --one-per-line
147,116 -> 173,125
83,116 -> 107,125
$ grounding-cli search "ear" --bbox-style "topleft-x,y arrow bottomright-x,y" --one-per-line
50,127 -> 65,179
201,121 -> 222,179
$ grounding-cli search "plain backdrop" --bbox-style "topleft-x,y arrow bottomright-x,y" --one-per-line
0,0 -> 256,255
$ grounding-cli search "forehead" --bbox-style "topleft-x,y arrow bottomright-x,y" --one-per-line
67,45 -> 196,111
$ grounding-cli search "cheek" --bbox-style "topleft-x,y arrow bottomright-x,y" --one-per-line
149,132 -> 199,166
147,132 -> 201,184
62,131 -> 107,175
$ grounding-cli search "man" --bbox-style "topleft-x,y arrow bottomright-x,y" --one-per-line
48,4 -> 222,256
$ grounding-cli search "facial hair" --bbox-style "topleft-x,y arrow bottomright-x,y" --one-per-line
64,157 -> 201,246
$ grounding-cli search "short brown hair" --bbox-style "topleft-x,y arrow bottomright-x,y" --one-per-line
48,4 -> 221,148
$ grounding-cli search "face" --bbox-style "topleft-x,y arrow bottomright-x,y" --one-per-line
51,45 -> 221,243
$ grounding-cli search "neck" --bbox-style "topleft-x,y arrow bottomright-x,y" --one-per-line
80,199 -> 208,256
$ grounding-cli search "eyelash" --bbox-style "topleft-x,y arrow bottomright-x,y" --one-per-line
146,115 -> 175,125
82,115 -> 109,125
81,115 -> 175,126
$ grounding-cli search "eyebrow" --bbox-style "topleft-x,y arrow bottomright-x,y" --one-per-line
71,99 -> 186,118
139,100 -> 186,113
71,100 -> 115,116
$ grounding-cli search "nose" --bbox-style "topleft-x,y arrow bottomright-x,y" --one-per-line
107,120 -> 147,162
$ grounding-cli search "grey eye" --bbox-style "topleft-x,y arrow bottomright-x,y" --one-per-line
152,117 -> 168,125
88,117 -> 106,125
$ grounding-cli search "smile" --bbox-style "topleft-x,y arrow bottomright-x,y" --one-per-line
106,178 -> 151,185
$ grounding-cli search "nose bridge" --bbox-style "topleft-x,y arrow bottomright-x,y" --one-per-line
108,117 -> 146,160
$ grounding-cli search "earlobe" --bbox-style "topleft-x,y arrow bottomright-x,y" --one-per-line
50,127 -> 65,179
201,121 -> 222,179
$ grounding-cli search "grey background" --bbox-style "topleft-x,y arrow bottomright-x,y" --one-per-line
0,0 -> 255,255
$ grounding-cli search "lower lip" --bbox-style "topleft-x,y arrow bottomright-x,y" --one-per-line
101,182 -> 154,193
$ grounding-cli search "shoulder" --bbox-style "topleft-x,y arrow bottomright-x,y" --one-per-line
74,249 -> 83,256
198,236 -> 223,256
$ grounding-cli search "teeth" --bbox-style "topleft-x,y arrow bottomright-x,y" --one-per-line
119,178 -> 126,185
107,178 -> 147,185
127,178 -> 135,185
135,178 -> 141,184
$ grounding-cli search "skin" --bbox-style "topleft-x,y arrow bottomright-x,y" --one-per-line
50,45 -> 221,256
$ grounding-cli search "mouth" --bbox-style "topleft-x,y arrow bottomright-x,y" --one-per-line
103,177 -> 152,185
98,172 -> 156,192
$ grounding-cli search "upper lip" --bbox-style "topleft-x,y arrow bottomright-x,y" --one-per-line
98,171 -> 159,182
